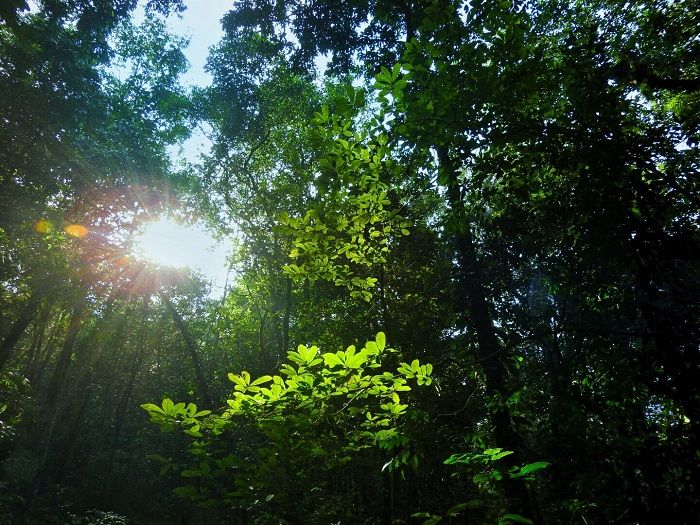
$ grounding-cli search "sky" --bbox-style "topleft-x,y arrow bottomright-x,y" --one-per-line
132,1 -> 234,293
133,1 -> 230,164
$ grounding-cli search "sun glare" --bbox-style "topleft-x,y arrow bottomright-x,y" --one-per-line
134,217 -> 229,282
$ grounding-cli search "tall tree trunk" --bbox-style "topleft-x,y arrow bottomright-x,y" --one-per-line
112,306 -> 150,442
0,293 -> 39,370
23,302 -> 50,376
259,310 -> 268,356
102,300 -> 153,498
379,264 -> 390,336
26,296 -> 87,510
43,298 -> 86,406
437,146 -> 535,518
282,276 -> 292,354
210,265 -> 232,358
382,469 -> 395,525
50,299 -> 122,484
163,295 -> 213,408
29,309 -> 67,384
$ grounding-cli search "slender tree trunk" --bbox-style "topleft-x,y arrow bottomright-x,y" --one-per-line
26,296 -> 87,510
0,293 -> 39,371
102,301 -> 153,498
382,469 -> 395,525
44,298 -> 86,406
50,299 -> 122,484
379,264 -> 390,336
23,302 -> 50,375
210,265 -> 232,357
30,310 -> 67,384
282,277 -> 292,354
163,295 -> 213,408
112,302 -> 151,444
437,146 -> 535,518
259,310 -> 268,356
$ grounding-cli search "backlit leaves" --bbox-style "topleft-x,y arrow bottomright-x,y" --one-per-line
142,332 -> 433,509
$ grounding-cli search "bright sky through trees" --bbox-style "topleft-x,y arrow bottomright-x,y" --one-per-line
135,217 -> 229,286
129,1 -> 233,288
134,0 -> 230,163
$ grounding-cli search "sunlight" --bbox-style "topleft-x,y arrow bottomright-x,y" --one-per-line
134,217 -> 229,284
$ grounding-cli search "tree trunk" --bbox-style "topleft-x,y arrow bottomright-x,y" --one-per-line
26,296 -> 87,510
43,298 -> 86,406
163,295 -> 213,408
437,146 -> 535,518
0,293 -> 39,371
29,309 -> 67,384
23,302 -> 50,376
102,301 -> 153,498
50,299 -> 122,484
282,276 -> 292,354
381,469 -> 395,525
379,264 -> 390,336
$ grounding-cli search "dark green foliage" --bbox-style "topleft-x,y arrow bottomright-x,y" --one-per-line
1,0 -> 698,524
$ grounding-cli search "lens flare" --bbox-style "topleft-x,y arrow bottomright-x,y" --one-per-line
65,224 -> 89,238
34,219 -> 54,233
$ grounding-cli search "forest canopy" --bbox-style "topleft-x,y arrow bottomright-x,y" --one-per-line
1,0 -> 698,524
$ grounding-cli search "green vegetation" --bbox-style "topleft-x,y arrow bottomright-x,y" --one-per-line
1,0 -> 698,524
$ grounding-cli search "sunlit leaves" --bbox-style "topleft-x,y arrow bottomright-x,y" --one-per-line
143,332 -> 433,509
287,344 -> 322,366
398,359 -> 433,385
278,95 -> 411,301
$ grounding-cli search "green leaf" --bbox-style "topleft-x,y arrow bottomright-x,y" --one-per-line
173,485 -> 198,498
518,461 -> 550,475
141,403 -> 164,414
250,375 -> 273,386
184,425 -> 202,437
500,514 -> 534,525
444,453 -> 470,465
162,398 -> 174,414
376,331 -> 386,351
345,352 -> 367,368
323,353 -> 343,367
490,450 -> 514,461
228,373 -> 248,386
445,503 -> 469,516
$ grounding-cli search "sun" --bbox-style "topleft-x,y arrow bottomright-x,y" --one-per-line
134,217 -> 229,278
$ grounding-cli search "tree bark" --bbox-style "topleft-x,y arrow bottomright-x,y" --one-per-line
26,295 -> 87,510
379,264 -> 390,336
437,146 -> 535,518
163,295 -> 213,408
282,276 -> 292,354
44,297 -> 87,408
0,293 -> 39,371
29,309 -> 67,384
22,302 -> 50,376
